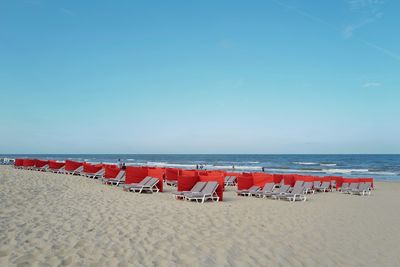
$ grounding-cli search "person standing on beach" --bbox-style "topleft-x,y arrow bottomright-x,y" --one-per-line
118,158 -> 121,168
262,167 -> 265,172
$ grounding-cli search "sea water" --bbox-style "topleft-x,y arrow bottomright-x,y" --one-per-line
2,154 -> 400,181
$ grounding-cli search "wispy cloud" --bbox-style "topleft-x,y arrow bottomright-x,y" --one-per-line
348,0 -> 384,12
363,82 -> 382,88
60,8 -> 77,17
271,0 -> 399,62
343,12 -> 383,38
343,0 -> 384,38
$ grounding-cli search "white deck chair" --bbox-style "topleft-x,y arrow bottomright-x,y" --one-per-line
315,181 -> 331,192
303,182 -> 315,194
104,170 -> 126,186
264,184 -> 291,198
173,181 -> 207,200
86,169 -> 105,179
236,185 -> 260,196
342,183 -> 359,194
253,183 -> 276,198
128,177 -> 160,193
185,182 -> 219,203
350,183 -> 371,196
122,176 -> 153,191
281,186 -> 307,202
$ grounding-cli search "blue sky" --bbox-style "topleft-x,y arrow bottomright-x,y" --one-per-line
1,0 -> 399,154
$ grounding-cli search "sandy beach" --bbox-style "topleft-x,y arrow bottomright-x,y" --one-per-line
0,165 -> 399,267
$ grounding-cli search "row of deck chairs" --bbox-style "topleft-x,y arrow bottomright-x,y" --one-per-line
32,164 -> 86,176
27,164 -> 161,194
173,181 -> 220,203
238,182 -> 306,202
122,176 -> 160,193
339,182 -> 372,196
236,181 -> 325,202
97,171 -> 160,193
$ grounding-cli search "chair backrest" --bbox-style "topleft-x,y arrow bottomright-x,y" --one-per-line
138,176 -> 152,185
229,176 -> 237,182
279,184 -> 290,193
349,183 -> 359,189
304,182 -> 313,189
263,183 -> 274,192
146,178 -> 160,187
321,181 -> 330,188
342,182 -> 349,188
191,181 -> 207,192
293,181 -> 304,190
313,181 -> 321,187
224,176 -> 231,183
248,185 -> 260,192
114,170 -> 126,181
73,166 -> 83,173
96,169 -> 105,175
292,185 -> 305,195
201,181 -> 219,194
364,182 -> 372,187
358,183 -> 370,191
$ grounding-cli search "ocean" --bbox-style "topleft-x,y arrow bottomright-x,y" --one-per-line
1,154 -> 399,181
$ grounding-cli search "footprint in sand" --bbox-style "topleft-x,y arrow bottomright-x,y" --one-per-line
0,249 -> 11,257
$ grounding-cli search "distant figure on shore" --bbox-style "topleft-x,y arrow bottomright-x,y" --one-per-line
232,165 -> 235,170
121,163 -> 126,170
196,164 -> 199,170
262,167 -> 265,172
117,158 -> 121,168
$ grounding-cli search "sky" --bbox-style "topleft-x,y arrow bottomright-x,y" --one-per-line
0,0 -> 399,154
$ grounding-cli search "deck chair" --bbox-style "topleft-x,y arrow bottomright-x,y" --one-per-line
128,177 -> 160,193
342,183 -> 359,194
70,165 -> 84,175
350,183 -> 371,196
281,186 -> 307,202
122,176 -> 153,191
86,169 -> 105,179
315,181 -> 331,192
313,181 -> 321,188
272,182 -> 303,199
303,182 -> 315,194
37,165 -> 49,172
263,184 -> 291,198
236,185 -> 260,196
185,182 -> 219,203
104,170 -> 126,186
253,183 -> 276,198
224,176 -> 231,185
165,179 -> 178,187
225,176 -> 237,186
173,182 -> 207,200
56,166 -> 66,174
339,182 -> 350,192
291,181 -> 304,191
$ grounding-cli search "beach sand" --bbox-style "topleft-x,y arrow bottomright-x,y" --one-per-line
0,165 -> 399,267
